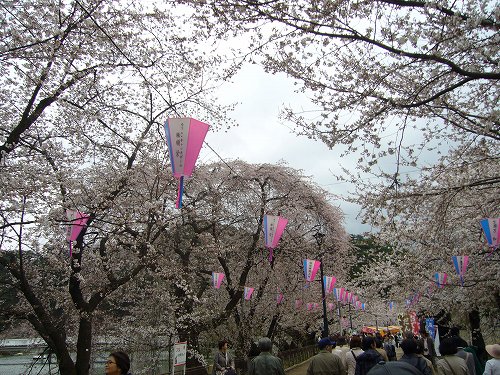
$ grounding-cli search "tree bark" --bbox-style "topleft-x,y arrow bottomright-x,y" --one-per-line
468,309 -> 486,361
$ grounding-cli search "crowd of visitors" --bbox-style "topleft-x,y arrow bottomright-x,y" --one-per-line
208,326 -> 498,375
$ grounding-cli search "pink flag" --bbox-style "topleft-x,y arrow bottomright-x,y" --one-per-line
434,272 -> 447,288
211,272 -> 225,289
164,118 -> 209,208
303,259 -> 321,282
277,293 -> 284,305
263,214 -> 288,261
244,286 -> 254,300
345,291 -> 352,304
66,210 -> 90,257
452,256 -> 469,286
339,288 -> 346,302
295,299 -> 302,309
480,218 -> 499,253
323,276 -> 336,294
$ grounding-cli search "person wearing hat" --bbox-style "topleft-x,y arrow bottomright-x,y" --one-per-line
106,351 -> 131,375
484,343 -> 500,375
307,337 -> 345,375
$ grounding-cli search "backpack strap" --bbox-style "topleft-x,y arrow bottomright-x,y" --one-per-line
351,349 -> 357,360
443,357 -> 459,375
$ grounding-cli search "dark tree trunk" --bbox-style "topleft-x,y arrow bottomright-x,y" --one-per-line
266,314 -> 279,340
75,315 -> 93,375
468,309 -> 486,361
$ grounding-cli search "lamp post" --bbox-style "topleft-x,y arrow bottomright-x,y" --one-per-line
314,231 -> 329,338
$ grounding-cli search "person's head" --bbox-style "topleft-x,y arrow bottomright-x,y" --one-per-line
451,335 -> 466,349
350,335 -> 362,349
375,337 -> 383,349
218,340 -> 229,351
440,337 -> 458,356
337,336 -> 347,346
362,336 -> 376,351
415,339 -> 425,355
318,337 -> 336,351
401,339 -> 418,355
449,326 -> 461,336
106,351 -> 130,375
258,337 -> 273,352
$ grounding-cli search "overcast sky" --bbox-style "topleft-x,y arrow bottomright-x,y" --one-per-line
198,63 -> 373,235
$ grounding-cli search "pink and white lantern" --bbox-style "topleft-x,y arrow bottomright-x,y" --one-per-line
211,272 -> 225,289
164,118 -> 209,208
66,210 -> 90,257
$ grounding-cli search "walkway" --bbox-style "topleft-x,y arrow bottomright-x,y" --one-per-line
285,358 -> 311,375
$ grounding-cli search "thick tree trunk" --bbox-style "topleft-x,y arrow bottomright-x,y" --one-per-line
74,315 -> 93,375
266,314 -> 279,340
468,309 -> 486,361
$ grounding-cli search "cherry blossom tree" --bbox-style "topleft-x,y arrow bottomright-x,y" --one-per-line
0,1 -> 234,374
179,0 -> 499,342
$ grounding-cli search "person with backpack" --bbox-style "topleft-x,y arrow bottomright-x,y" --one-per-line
346,335 -> 364,375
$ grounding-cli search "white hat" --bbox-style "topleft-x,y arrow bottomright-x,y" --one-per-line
486,344 -> 500,359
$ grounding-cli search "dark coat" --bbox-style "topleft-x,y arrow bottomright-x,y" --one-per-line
399,354 -> 433,375
367,361 -> 424,375
355,349 -> 383,375
248,352 -> 285,375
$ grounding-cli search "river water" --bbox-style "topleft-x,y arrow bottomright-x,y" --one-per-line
0,352 -> 173,375
0,354 -> 66,375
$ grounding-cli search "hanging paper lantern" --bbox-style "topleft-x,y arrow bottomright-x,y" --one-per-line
323,276 -> 336,294
164,118 -> 209,208
345,291 -> 352,304
66,210 -> 90,257
389,301 -> 394,311
333,288 -> 339,301
303,259 -> 321,282
277,293 -> 284,305
328,302 -> 335,311
244,286 -> 254,300
295,299 -> 302,309
263,214 -> 288,261
211,272 -> 225,289
339,288 -> 346,302
480,218 -> 499,252
452,255 -> 469,286
361,303 -> 366,311
434,272 -> 447,288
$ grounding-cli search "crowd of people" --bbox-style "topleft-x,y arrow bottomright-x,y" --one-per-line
301,328 -> 499,375
102,329 -> 499,375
